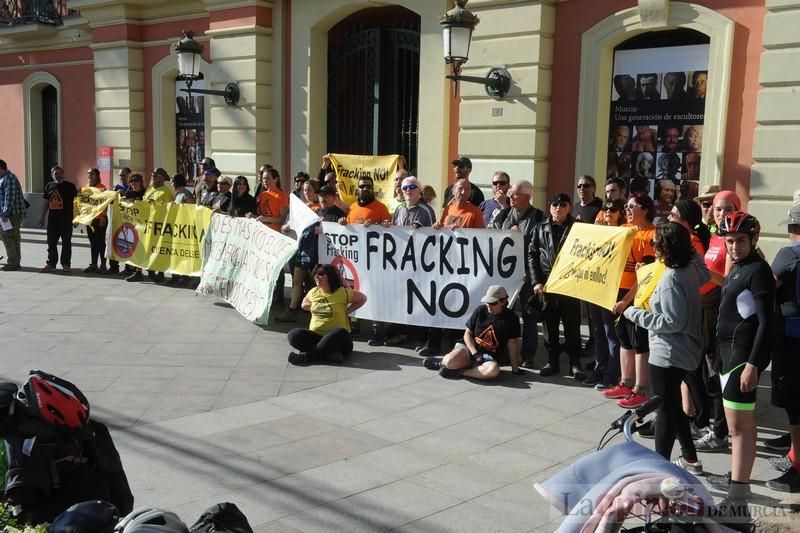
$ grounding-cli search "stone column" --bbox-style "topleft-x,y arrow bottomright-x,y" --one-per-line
204,1 -> 273,184
751,0 -> 800,257
92,41 -> 146,175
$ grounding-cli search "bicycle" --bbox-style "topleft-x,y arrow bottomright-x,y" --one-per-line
534,397 -> 749,532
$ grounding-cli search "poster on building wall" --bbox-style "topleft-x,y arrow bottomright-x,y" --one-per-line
176,79 -> 206,187
607,44 -> 708,203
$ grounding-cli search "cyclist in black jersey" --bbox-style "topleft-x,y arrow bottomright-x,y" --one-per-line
714,212 -> 775,519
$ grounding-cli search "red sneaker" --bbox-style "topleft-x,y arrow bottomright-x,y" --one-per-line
617,391 -> 648,409
602,383 -> 632,399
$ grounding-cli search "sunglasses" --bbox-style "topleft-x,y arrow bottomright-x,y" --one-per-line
551,202 -> 568,208
625,203 -> 640,210
492,181 -> 509,187
358,184 -> 373,190
402,184 -> 418,191
701,201 -> 713,208
603,206 -> 620,213
577,183 -> 593,189
314,272 -> 327,278
489,298 -> 508,306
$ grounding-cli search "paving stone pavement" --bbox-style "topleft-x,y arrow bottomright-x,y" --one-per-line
0,232 -> 798,531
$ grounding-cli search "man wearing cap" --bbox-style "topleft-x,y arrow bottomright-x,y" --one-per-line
423,285 -> 521,380
198,168 -> 220,208
443,157 -> 485,208
528,192 -> 585,380
144,168 -> 175,203
140,168 -> 174,283
766,203 -> 800,492
694,184 -> 720,233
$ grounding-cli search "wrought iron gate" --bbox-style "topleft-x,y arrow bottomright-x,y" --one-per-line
327,13 -> 420,171
41,84 -> 59,190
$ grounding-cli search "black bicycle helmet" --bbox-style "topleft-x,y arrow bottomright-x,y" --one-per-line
52,500 -> 120,533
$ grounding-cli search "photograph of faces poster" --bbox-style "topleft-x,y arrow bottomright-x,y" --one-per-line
607,44 -> 708,203
176,79 -> 206,186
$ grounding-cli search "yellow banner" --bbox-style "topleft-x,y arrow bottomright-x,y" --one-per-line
544,224 -> 636,311
73,187 -> 117,226
633,260 -> 666,311
109,200 -> 212,275
329,153 -> 400,205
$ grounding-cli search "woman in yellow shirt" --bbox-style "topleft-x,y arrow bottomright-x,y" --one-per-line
287,263 -> 367,365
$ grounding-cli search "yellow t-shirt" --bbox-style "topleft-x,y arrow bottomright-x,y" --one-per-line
143,184 -> 175,203
307,286 -> 354,336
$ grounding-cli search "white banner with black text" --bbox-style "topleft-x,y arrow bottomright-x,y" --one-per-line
318,222 -> 525,329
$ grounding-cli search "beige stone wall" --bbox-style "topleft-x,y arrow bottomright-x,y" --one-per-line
206,26 -> 272,182
93,42 -> 146,172
750,0 -> 800,259
459,0 -> 554,209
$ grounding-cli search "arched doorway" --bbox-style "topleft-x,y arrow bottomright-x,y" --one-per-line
24,72 -> 62,193
327,6 -> 420,171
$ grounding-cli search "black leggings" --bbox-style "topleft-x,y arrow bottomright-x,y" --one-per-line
649,363 -> 698,462
88,219 -> 107,266
288,327 -> 353,361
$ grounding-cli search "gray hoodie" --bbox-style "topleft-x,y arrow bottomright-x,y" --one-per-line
623,254 -> 710,371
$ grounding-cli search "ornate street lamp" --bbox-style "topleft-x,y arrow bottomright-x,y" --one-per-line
175,30 -> 240,106
440,0 -> 511,98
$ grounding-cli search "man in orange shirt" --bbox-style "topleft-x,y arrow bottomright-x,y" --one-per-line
339,176 -> 390,226
257,168 -> 289,231
434,179 -> 485,229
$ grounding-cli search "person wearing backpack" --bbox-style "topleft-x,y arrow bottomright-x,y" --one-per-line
766,202 -> 800,493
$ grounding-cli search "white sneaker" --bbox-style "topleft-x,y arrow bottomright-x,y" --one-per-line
673,456 -> 703,476
693,431 -> 728,453
690,423 -> 711,440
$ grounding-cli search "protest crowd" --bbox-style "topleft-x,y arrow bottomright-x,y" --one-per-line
2,149 -> 800,527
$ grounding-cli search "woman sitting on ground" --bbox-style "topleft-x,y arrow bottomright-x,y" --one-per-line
287,263 -> 366,365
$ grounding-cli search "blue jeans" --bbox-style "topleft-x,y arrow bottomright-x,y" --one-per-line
589,303 -> 620,385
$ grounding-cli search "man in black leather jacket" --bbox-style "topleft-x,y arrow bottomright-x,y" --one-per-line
527,193 -> 585,381
492,180 -> 543,367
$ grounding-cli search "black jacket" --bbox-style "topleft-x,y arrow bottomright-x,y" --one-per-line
527,215 -> 575,286
492,205 -> 543,276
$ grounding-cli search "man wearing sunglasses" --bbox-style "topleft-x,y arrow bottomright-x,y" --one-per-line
528,193 -> 585,381
340,176 -> 390,226
423,285 -> 521,380
491,180 -> 543,368
391,176 -> 435,228
479,171 -> 511,226
572,175 -> 603,224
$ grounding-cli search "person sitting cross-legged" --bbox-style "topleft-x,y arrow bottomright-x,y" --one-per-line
423,285 -> 521,380
287,263 -> 367,366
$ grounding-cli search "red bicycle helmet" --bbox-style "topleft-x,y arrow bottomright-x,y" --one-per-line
717,211 -> 760,238
18,372 -> 90,433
